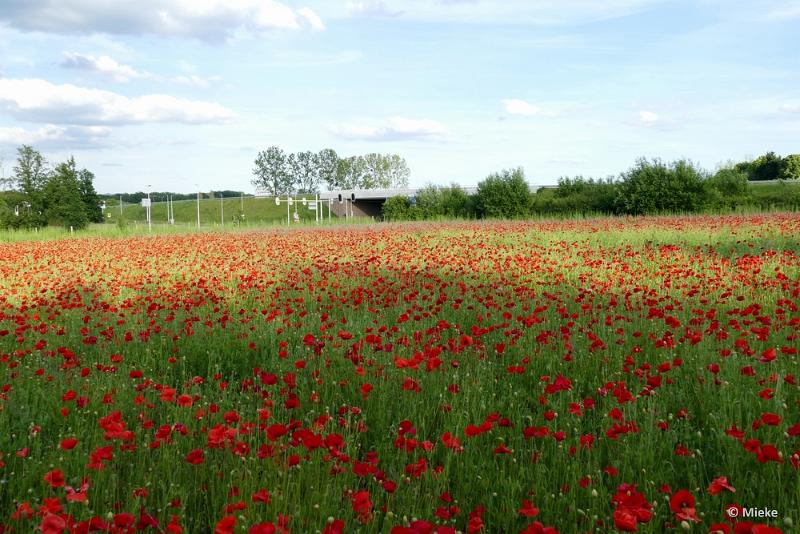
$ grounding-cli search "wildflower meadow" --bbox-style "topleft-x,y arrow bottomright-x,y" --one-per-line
0,215 -> 798,533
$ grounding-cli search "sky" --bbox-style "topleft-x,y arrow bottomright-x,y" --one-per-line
0,0 -> 798,194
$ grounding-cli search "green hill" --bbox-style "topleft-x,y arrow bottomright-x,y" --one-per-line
104,195 -> 336,228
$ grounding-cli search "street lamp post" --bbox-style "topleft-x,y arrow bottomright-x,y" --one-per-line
196,185 -> 201,230
146,185 -> 152,233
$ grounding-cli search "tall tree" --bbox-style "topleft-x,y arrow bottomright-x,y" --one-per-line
252,146 -> 292,195
13,145 -> 49,228
290,151 -> 321,194
385,154 -> 410,187
44,157 -> 89,229
360,153 -> 387,189
316,148 -> 339,190
336,156 -> 367,189
78,168 -> 104,223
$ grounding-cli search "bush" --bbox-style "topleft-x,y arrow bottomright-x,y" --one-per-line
547,176 -> 618,215
782,154 -> 800,180
439,184 -> 473,218
475,167 -> 531,219
415,185 -> 443,219
616,158 -> 709,215
706,169 -> 749,209
382,196 -> 411,221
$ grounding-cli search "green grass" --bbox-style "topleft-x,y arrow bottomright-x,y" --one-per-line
0,216 -> 798,533
104,195 -> 338,227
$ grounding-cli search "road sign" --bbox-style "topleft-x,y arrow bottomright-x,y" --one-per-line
308,202 -> 317,210
141,199 -> 151,207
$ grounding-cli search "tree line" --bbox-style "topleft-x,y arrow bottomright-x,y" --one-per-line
252,147 -> 410,195
734,151 -> 799,181
382,153 -> 800,221
105,191 -> 246,204
0,146 -> 103,230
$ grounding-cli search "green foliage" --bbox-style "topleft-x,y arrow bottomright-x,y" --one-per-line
288,151 -> 321,194
316,148 -> 339,191
79,169 -> 104,223
252,146 -> 293,195
381,196 -> 412,221
11,145 -> 49,228
439,184 -> 473,217
615,158 -> 709,215
706,169 -> 749,209
475,167 -> 531,218
116,213 -> 129,232
45,157 -> 89,230
781,154 -> 800,180
538,176 -> 619,214
747,151 -> 784,181
336,154 -> 411,190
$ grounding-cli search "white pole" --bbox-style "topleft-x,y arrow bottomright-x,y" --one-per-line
196,187 -> 200,229
220,194 -> 224,227
286,196 -> 290,226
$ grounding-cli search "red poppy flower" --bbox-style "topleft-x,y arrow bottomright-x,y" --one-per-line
669,489 -> 700,523
44,469 -> 65,488
186,449 -> 205,465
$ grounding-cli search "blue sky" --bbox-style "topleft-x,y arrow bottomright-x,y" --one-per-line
0,0 -> 798,193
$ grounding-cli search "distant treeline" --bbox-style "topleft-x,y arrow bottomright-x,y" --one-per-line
103,191 -> 247,204
383,154 -> 800,221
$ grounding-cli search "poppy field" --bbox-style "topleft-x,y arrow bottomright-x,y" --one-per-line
0,214 -> 798,534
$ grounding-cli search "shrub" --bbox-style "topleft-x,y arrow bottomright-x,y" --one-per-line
475,167 -> 531,219
382,196 -> 411,221
616,158 -> 709,215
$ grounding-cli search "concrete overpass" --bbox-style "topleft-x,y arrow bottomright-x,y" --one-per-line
258,185 -> 555,220
318,185 -> 556,219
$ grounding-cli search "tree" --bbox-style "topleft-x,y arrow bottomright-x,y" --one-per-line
781,154 -> 800,180
747,151 -> 784,181
475,167 -> 531,219
414,184 -> 443,218
361,153 -> 389,189
385,154 -> 410,188
336,156 -> 367,189
78,169 -> 104,223
44,157 -> 89,229
615,158 -> 709,215
316,148 -> 339,190
252,146 -> 293,195
12,145 -> 49,228
439,184 -> 472,217
288,151 -> 321,194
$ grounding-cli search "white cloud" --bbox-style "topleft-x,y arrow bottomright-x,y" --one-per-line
170,74 -> 222,87
502,99 -> 557,117
328,116 -> 448,141
780,102 -> 800,114
0,124 -> 111,148
0,1 -> 324,41
638,110 -> 660,124
297,7 -> 325,30
61,52 -> 221,86
344,0 -> 660,23
346,1 -> 403,17
61,51 -> 149,83
760,1 -> 800,20
0,78 -> 235,125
